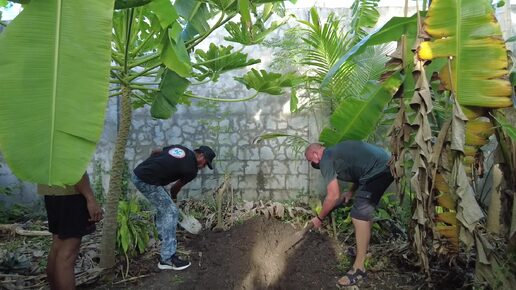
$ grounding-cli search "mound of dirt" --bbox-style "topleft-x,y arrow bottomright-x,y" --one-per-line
177,216 -> 340,290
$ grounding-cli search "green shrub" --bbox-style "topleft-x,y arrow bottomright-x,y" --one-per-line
116,195 -> 157,256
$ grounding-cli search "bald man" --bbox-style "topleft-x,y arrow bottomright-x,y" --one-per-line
305,140 -> 393,287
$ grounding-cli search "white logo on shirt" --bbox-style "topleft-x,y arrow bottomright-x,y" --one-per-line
168,148 -> 185,158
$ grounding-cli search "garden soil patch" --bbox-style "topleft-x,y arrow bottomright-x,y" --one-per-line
91,216 -> 422,290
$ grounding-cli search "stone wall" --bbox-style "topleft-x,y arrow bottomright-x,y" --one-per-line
1,5 -> 513,205
91,6 -> 426,201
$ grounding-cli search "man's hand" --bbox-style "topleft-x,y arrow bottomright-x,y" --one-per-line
86,198 -> 103,222
311,216 -> 322,229
75,173 -> 103,222
343,191 -> 353,203
170,180 -> 185,203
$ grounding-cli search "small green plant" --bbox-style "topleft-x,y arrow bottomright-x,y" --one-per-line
116,194 -> 158,277
335,252 -> 353,273
116,195 -> 157,257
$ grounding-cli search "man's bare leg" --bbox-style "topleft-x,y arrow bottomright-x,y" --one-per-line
352,218 -> 372,271
46,236 -> 57,289
338,218 -> 371,285
48,235 -> 81,290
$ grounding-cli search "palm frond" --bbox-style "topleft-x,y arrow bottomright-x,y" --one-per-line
349,0 -> 381,41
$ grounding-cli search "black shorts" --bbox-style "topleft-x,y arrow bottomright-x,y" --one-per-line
44,194 -> 96,239
350,170 -> 394,221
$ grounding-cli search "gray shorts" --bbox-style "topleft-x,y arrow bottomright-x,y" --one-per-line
350,170 -> 394,221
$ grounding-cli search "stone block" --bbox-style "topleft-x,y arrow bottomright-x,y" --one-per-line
265,174 -> 286,189
285,175 -> 309,190
244,161 -> 261,175
259,146 -> 274,160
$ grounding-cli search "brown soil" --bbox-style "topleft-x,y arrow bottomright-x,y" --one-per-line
90,216 -> 424,290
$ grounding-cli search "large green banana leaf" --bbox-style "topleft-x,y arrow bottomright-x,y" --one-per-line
418,0 -> 512,108
0,0 -> 114,185
319,72 -> 403,146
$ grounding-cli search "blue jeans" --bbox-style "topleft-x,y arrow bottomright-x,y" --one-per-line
131,173 -> 179,261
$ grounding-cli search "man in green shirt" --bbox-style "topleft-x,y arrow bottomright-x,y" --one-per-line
305,141 -> 393,287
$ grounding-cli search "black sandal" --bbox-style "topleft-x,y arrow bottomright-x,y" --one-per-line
337,268 -> 367,287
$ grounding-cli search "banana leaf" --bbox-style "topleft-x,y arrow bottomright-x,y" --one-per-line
147,0 -> 178,29
115,0 -> 152,9
319,72 -> 403,146
418,0 -> 512,108
161,21 -> 192,77
150,70 -> 190,119
0,0 -> 114,185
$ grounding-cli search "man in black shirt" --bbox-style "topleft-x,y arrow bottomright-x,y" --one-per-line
305,141 -> 393,287
131,144 -> 216,270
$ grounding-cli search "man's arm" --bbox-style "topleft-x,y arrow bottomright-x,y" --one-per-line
170,179 -> 186,202
319,179 -> 342,219
75,173 -> 103,222
311,178 -> 341,228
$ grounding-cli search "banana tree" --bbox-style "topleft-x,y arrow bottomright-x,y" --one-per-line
418,0 -> 514,286
99,0 -> 302,268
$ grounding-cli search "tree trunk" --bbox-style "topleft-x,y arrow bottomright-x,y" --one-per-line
99,85 -> 133,268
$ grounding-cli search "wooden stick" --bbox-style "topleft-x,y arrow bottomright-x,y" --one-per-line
0,224 -> 51,236
112,274 -> 150,285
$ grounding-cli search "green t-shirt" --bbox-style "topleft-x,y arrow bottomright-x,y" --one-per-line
319,141 -> 390,187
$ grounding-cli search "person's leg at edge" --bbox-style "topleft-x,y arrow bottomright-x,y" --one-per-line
352,218 -> 372,271
48,235 -> 81,290
338,190 -> 376,286
46,237 -> 57,289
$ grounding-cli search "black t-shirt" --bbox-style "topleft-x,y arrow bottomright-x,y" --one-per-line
133,145 -> 198,186
320,141 -> 390,187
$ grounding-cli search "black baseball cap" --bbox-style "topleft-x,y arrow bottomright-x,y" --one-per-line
197,145 -> 216,169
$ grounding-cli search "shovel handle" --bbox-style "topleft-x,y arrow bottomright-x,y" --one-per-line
284,222 -> 315,253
